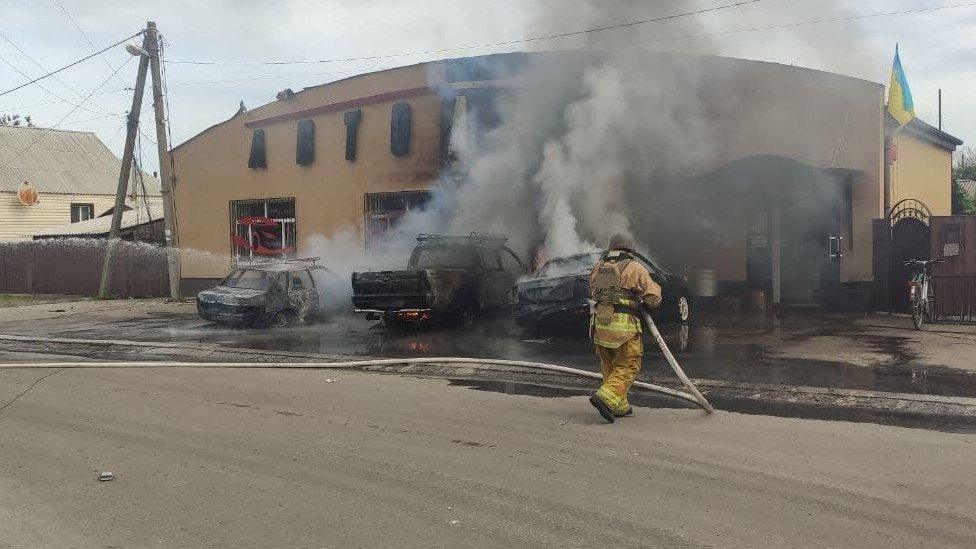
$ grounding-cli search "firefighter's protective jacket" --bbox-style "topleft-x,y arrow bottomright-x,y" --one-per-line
589,252 -> 663,348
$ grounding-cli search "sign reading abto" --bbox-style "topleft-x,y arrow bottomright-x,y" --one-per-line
18,181 -> 39,206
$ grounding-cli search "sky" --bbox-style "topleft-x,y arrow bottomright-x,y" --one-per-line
0,0 -> 973,174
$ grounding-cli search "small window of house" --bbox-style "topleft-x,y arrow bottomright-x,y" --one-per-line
343,109 -> 362,161
248,129 -> 267,169
943,224 -> 962,257
70,203 -> 94,223
296,119 -> 315,166
391,102 -> 412,157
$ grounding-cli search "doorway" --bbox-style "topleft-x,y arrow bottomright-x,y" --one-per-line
889,218 -> 931,312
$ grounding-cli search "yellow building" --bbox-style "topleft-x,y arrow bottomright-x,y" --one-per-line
0,125 -> 161,242
170,52 -> 962,310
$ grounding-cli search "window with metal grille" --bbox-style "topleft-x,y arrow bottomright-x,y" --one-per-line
70,203 -> 94,223
364,190 -> 431,250
229,198 -> 297,261
248,129 -> 267,169
390,102 -> 412,157
296,120 -> 315,166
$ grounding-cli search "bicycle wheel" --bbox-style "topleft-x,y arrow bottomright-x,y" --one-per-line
912,302 -> 924,330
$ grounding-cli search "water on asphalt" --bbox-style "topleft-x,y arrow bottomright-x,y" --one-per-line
63,311 -> 976,400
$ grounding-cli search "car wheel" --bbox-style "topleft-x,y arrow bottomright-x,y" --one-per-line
675,294 -> 691,324
269,310 -> 295,328
457,302 -> 476,327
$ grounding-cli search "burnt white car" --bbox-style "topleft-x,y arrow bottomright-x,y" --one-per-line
196,260 -> 325,327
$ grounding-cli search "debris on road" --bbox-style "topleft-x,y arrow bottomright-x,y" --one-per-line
99,471 -> 115,481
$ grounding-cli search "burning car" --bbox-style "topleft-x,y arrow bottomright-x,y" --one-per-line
352,233 -> 527,326
514,251 -> 692,334
196,259 -> 325,327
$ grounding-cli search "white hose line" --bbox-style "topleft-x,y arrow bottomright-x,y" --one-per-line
0,356 -> 710,410
643,312 -> 716,413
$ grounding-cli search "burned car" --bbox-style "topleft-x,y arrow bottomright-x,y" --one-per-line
352,233 -> 527,326
514,251 -> 692,334
197,259 -> 324,327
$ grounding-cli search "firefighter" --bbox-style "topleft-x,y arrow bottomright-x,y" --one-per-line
589,233 -> 662,423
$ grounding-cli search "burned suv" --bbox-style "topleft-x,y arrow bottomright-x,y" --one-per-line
352,233 -> 527,326
514,251 -> 692,334
197,260 -> 324,327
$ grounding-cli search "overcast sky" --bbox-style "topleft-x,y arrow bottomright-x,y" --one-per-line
0,0 -> 973,173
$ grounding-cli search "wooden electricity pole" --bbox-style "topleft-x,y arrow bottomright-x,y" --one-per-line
97,35 -> 150,298
146,21 -> 181,300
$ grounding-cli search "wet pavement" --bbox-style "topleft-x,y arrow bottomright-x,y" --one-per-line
20,306 -> 976,401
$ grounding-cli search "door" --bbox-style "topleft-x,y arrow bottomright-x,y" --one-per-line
890,218 -> 931,312
478,247 -> 508,310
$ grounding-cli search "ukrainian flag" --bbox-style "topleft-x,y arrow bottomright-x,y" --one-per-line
888,45 -> 915,126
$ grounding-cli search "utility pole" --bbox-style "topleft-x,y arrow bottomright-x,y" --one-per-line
97,35 -> 150,297
146,21 -> 181,300
938,88 -> 943,131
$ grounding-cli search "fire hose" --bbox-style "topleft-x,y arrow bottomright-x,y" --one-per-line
0,329 -> 713,413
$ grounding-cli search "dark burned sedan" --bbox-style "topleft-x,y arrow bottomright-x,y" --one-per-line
514,251 -> 692,334
197,261 -> 324,327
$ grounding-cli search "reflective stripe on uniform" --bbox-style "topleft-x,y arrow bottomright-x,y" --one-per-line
592,296 -> 642,348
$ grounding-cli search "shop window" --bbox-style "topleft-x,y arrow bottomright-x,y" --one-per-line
364,190 -> 431,250
248,129 -> 267,169
296,119 -> 315,166
942,224 -> 962,257
70,203 -> 94,223
229,198 -> 297,260
391,102 -> 412,157
343,109 -> 362,161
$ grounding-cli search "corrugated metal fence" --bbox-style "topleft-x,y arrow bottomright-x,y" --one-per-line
0,239 -> 168,297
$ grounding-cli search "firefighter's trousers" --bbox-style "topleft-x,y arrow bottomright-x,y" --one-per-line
594,335 -> 643,414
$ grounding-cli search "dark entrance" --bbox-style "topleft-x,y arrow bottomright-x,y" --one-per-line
890,217 -> 931,312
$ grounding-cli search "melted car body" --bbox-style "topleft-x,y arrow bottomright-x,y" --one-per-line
513,251 -> 692,335
352,233 -> 526,325
197,260 -> 324,327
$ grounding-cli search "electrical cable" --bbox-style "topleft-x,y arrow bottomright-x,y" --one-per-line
0,367 -> 66,416
0,55 -> 134,170
616,1 -> 976,48
166,0 -> 767,66
0,30 -> 142,98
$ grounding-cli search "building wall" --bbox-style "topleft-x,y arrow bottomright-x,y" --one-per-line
0,192 -> 121,241
172,63 -> 444,280
890,131 -> 953,215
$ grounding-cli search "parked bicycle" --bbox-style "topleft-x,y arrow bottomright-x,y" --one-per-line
905,258 -> 945,330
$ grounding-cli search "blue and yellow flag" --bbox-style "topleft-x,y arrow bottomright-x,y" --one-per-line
887,45 -> 915,126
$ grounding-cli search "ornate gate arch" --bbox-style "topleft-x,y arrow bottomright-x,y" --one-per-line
888,198 -> 932,227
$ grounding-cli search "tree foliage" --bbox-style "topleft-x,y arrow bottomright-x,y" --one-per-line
0,113 -> 33,127
953,146 -> 976,215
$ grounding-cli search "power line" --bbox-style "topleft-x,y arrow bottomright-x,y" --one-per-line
167,0 -> 767,66
619,1 -> 976,48
0,55 -> 133,170
0,30 -> 142,98
52,0 -> 132,90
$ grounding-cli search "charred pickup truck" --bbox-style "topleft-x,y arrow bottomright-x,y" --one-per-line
514,251 -> 692,335
352,233 -> 527,326
197,259 -> 325,327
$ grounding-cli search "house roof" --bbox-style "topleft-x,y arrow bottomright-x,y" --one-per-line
0,125 -> 161,195
31,202 -> 164,238
886,114 -> 964,151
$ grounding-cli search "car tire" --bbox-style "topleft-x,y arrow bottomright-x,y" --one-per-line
269,310 -> 296,328
457,302 -> 477,327
675,294 -> 691,324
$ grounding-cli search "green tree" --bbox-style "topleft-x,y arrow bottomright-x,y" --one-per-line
0,114 -> 33,127
953,147 -> 976,215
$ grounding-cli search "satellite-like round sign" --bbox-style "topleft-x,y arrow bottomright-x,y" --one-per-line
18,181 -> 39,206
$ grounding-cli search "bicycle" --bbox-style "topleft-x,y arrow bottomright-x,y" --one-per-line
905,258 -> 945,330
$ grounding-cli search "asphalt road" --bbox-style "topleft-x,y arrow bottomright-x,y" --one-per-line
1,365 -> 974,548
